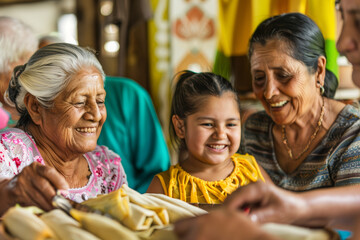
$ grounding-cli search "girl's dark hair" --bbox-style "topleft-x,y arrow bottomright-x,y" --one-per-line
170,70 -> 241,150
248,12 -> 338,98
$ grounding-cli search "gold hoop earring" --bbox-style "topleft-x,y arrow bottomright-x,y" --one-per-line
317,81 -> 325,95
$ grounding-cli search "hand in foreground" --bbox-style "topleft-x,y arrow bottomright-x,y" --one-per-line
3,162 -> 69,213
174,208 -> 279,240
224,181 -> 306,225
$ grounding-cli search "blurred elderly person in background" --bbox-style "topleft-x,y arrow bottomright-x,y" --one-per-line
0,16 -> 38,127
0,43 -> 127,216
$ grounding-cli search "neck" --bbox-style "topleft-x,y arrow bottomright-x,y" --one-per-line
27,124 -> 83,178
180,156 -> 234,181
281,96 -> 325,161
285,96 -> 325,131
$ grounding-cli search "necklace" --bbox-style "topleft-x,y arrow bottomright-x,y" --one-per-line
281,98 -> 325,161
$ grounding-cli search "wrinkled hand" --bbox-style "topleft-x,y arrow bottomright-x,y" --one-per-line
6,162 -> 69,211
174,208 -> 279,240
224,181 -> 306,225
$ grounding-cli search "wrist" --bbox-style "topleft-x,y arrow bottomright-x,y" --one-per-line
291,192 -> 314,226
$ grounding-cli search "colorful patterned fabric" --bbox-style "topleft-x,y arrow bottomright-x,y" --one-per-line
155,153 -> 264,204
243,105 -> 360,191
0,128 -> 127,203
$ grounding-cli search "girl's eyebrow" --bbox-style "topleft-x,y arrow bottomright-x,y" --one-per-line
196,117 -> 240,121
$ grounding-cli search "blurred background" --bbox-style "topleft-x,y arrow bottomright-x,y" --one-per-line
0,0 -> 356,133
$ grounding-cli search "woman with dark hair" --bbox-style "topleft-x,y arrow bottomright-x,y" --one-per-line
244,12 -> 358,192
173,12 -> 360,239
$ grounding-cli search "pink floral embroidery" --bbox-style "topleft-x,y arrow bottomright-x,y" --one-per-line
12,157 -> 21,168
95,166 -> 103,177
34,156 -> 43,164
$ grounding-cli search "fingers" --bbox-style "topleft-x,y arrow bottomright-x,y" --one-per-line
225,181 -> 267,210
174,216 -> 198,239
35,163 -> 69,191
9,162 -> 69,211
175,209 -> 267,240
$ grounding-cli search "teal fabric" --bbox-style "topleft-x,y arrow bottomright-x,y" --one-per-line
335,229 -> 352,240
98,76 -> 170,193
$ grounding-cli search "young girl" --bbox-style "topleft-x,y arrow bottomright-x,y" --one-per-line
147,70 -> 265,204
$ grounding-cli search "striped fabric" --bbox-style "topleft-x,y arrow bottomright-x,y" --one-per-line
243,105 -> 360,191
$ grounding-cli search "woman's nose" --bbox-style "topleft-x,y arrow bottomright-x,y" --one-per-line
84,102 -> 102,121
263,77 -> 279,100
337,23 -> 357,55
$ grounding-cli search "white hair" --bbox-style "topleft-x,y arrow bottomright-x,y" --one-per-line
0,16 -> 38,73
5,43 -> 105,126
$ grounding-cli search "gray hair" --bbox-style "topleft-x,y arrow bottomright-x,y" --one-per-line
0,16 -> 38,73
5,43 -> 105,127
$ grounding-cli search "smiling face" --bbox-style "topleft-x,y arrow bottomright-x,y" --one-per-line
36,67 -> 106,156
337,0 -> 360,87
250,40 -> 319,125
176,92 -> 241,165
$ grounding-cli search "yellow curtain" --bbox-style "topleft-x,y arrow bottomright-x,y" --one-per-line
216,0 -> 338,79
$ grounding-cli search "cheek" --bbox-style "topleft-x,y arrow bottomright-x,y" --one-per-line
251,83 -> 265,99
100,107 -> 107,124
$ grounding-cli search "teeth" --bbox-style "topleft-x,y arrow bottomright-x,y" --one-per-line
270,101 -> 288,107
76,127 -> 96,133
209,145 -> 226,149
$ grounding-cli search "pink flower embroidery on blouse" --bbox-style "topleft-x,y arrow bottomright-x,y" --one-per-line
12,157 -> 21,168
95,166 -> 103,177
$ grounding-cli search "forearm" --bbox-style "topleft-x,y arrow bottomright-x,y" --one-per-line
295,185 -> 360,228
0,178 -> 15,216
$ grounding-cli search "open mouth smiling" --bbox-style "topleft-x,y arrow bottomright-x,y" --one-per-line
208,144 -> 227,150
75,127 -> 96,133
269,100 -> 288,108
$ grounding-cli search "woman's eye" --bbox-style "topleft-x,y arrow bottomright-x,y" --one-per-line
74,102 -> 85,107
201,123 -> 213,127
227,123 -> 238,127
277,72 -> 292,80
97,100 -> 105,106
253,76 -> 265,85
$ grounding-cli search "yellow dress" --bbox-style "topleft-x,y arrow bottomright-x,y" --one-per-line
155,153 -> 264,204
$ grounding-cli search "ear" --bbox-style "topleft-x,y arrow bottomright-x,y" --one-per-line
24,93 -> 42,125
172,115 -> 185,139
315,55 -> 326,87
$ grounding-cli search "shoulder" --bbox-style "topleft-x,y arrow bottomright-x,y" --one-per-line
1,128 -> 28,139
329,105 -> 360,139
326,106 -> 360,161
0,128 -> 37,151
156,165 -> 177,178
0,128 -> 41,177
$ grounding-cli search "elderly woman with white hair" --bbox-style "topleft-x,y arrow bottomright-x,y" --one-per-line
0,16 -> 39,127
0,43 -> 127,215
